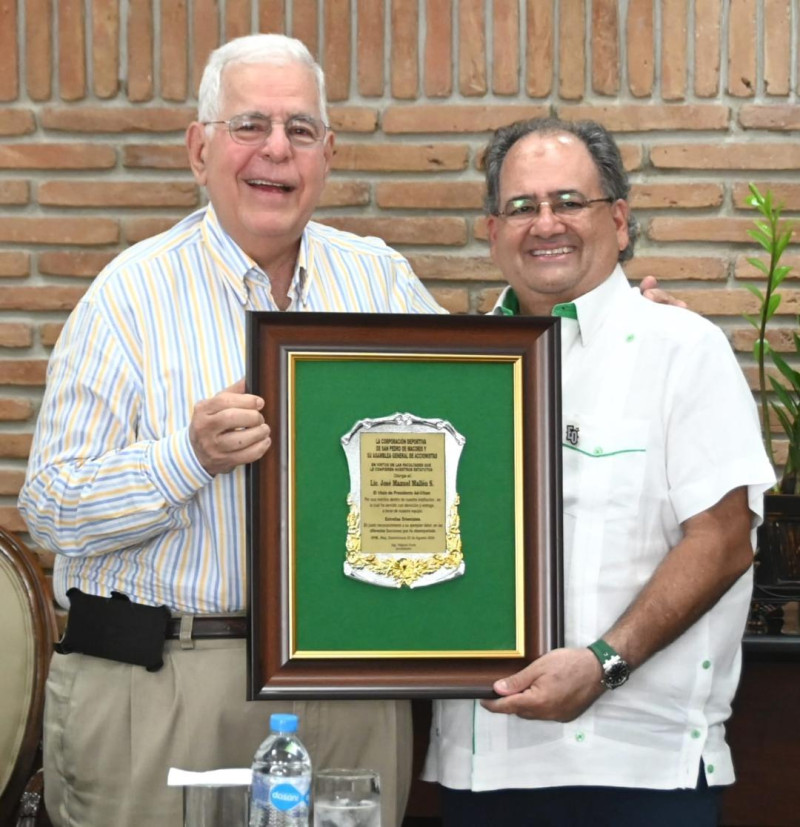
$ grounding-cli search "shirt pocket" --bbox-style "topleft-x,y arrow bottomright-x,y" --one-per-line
562,414 -> 650,522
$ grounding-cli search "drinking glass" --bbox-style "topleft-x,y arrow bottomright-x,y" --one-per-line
313,768 -> 381,827
182,783 -> 250,827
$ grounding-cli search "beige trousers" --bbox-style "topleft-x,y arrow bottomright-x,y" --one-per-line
43,638 -> 412,827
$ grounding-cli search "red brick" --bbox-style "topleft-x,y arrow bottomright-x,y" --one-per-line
161,0 -> 189,101
0,218 -> 118,245
292,0 -> 319,57
0,361 -> 48,384
728,0 -> 756,96
0,110 -> 35,136
376,181 -> 484,210
42,106 -> 195,132
459,0 -> 486,96
123,145 -> 190,169
424,0 -> 452,97
492,0 -> 519,95
124,218 -> 179,244
624,256 -> 727,282
732,183 -> 800,210
93,0 -> 120,98
39,181 -> 198,208
694,0 -> 722,97
626,0 -> 654,97
383,105 -> 548,133
764,0 -> 791,95
0,470 -> 25,495
630,183 -> 723,209
0,506 -> 27,530
318,181 -> 370,208
258,0 -> 285,33
192,0 -> 220,95
473,217 -> 489,241
329,107 -> 378,133
40,323 -> 64,346
58,0 -> 86,101
427,287 -> 469,314
38,251 -> 116,278
0,0 -> 19,101
0,398 -> 34,421
332,144 -> 468,172
0,287 -> 87,312
319,217 -> 467,246
406,255 -> 502,282
357,0 -> 385,96
732,327 -> 798,353
0,324 -> 33,347
652,143 -> 800,170
648,217 -> 790,244
323,0 -> 351,101
592,0 -> 619,95
526,0 -> 553,97
128,0 -> 155,102
671,288 -> 800,316
26,0 -> 52,100
0,144 -> 116,169
0,252 -> 30,277
739,105 -> 800,130
558,0 -> 584,100
224,0 -> 251,40
661,0 -> 688,100
0,435 -> 32,459
0,180 -> 30,205
391,0 -> 419,99
734,253 -> 800,280
560,104 -> 728,131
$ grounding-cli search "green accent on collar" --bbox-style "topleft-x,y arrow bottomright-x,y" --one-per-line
499,289 -> 520,316
552,302 -> 578,320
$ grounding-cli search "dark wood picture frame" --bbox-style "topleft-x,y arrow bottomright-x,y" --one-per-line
246,312 -> 563,699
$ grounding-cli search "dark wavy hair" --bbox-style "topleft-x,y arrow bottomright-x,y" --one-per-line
484,117 -> 638,262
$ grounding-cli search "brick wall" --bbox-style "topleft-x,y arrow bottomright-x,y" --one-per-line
1,0 -> 798,563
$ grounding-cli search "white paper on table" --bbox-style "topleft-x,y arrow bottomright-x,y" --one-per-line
167,768 -> 252,787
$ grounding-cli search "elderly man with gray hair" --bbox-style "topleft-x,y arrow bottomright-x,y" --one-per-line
19,33 -> 444,827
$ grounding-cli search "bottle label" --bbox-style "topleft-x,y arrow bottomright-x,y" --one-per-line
269,782 -> 309,811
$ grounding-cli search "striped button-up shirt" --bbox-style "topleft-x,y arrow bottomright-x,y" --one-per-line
19,206 -> 445,612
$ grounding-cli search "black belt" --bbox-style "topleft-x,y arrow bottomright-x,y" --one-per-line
167,615 -> 248,640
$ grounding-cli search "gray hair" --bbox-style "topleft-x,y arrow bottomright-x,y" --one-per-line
197,34 -> 328,124
484,117 -> 638,262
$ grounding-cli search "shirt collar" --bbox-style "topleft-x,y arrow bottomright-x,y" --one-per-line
200,205 -> 310,308
490,265 -> 631,345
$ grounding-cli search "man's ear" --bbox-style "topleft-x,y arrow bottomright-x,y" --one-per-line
611,199 -> 630,254
186,122 -> 209,186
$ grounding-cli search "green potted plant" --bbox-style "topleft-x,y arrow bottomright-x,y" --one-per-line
743,184 -> 800,606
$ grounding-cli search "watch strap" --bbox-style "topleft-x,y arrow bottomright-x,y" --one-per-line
587,638 -> 620,666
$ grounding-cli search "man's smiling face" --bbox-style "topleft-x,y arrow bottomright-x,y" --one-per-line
487,131 -> 629,315
187,60 -> 333,269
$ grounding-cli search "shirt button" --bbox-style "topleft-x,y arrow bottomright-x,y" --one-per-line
626,334 -> 635,342
702,660 -> 711,670
707,764 -> 715,774
691,729 -> 702,739
575,731 -> 586,743
594,447 -> 603,455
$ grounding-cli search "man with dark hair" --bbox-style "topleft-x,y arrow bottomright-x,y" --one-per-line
422,117 -> 774,826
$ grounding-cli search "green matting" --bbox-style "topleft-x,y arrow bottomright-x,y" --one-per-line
292,357 -> 519,654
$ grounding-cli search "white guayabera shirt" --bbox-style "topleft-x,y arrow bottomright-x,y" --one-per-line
423,266 -> 774,792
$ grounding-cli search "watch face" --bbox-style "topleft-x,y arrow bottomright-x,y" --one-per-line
603,655 -> 630,689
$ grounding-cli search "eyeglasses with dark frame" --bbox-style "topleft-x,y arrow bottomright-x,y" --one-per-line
495,191 -> 615,225
203,112 -> 329,149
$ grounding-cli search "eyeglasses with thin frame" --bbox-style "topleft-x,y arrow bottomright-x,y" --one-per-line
495,191 -> 614,224
203,112 -> 329,149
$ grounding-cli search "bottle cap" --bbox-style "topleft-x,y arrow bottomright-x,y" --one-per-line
270,713 -> 299,733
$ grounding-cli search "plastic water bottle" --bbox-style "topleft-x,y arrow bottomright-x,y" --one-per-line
249,713 -> 312,827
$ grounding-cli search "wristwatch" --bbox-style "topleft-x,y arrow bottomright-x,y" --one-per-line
587,639 -> 630,690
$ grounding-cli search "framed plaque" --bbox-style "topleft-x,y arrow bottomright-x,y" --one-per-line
246,312 -> 563,699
